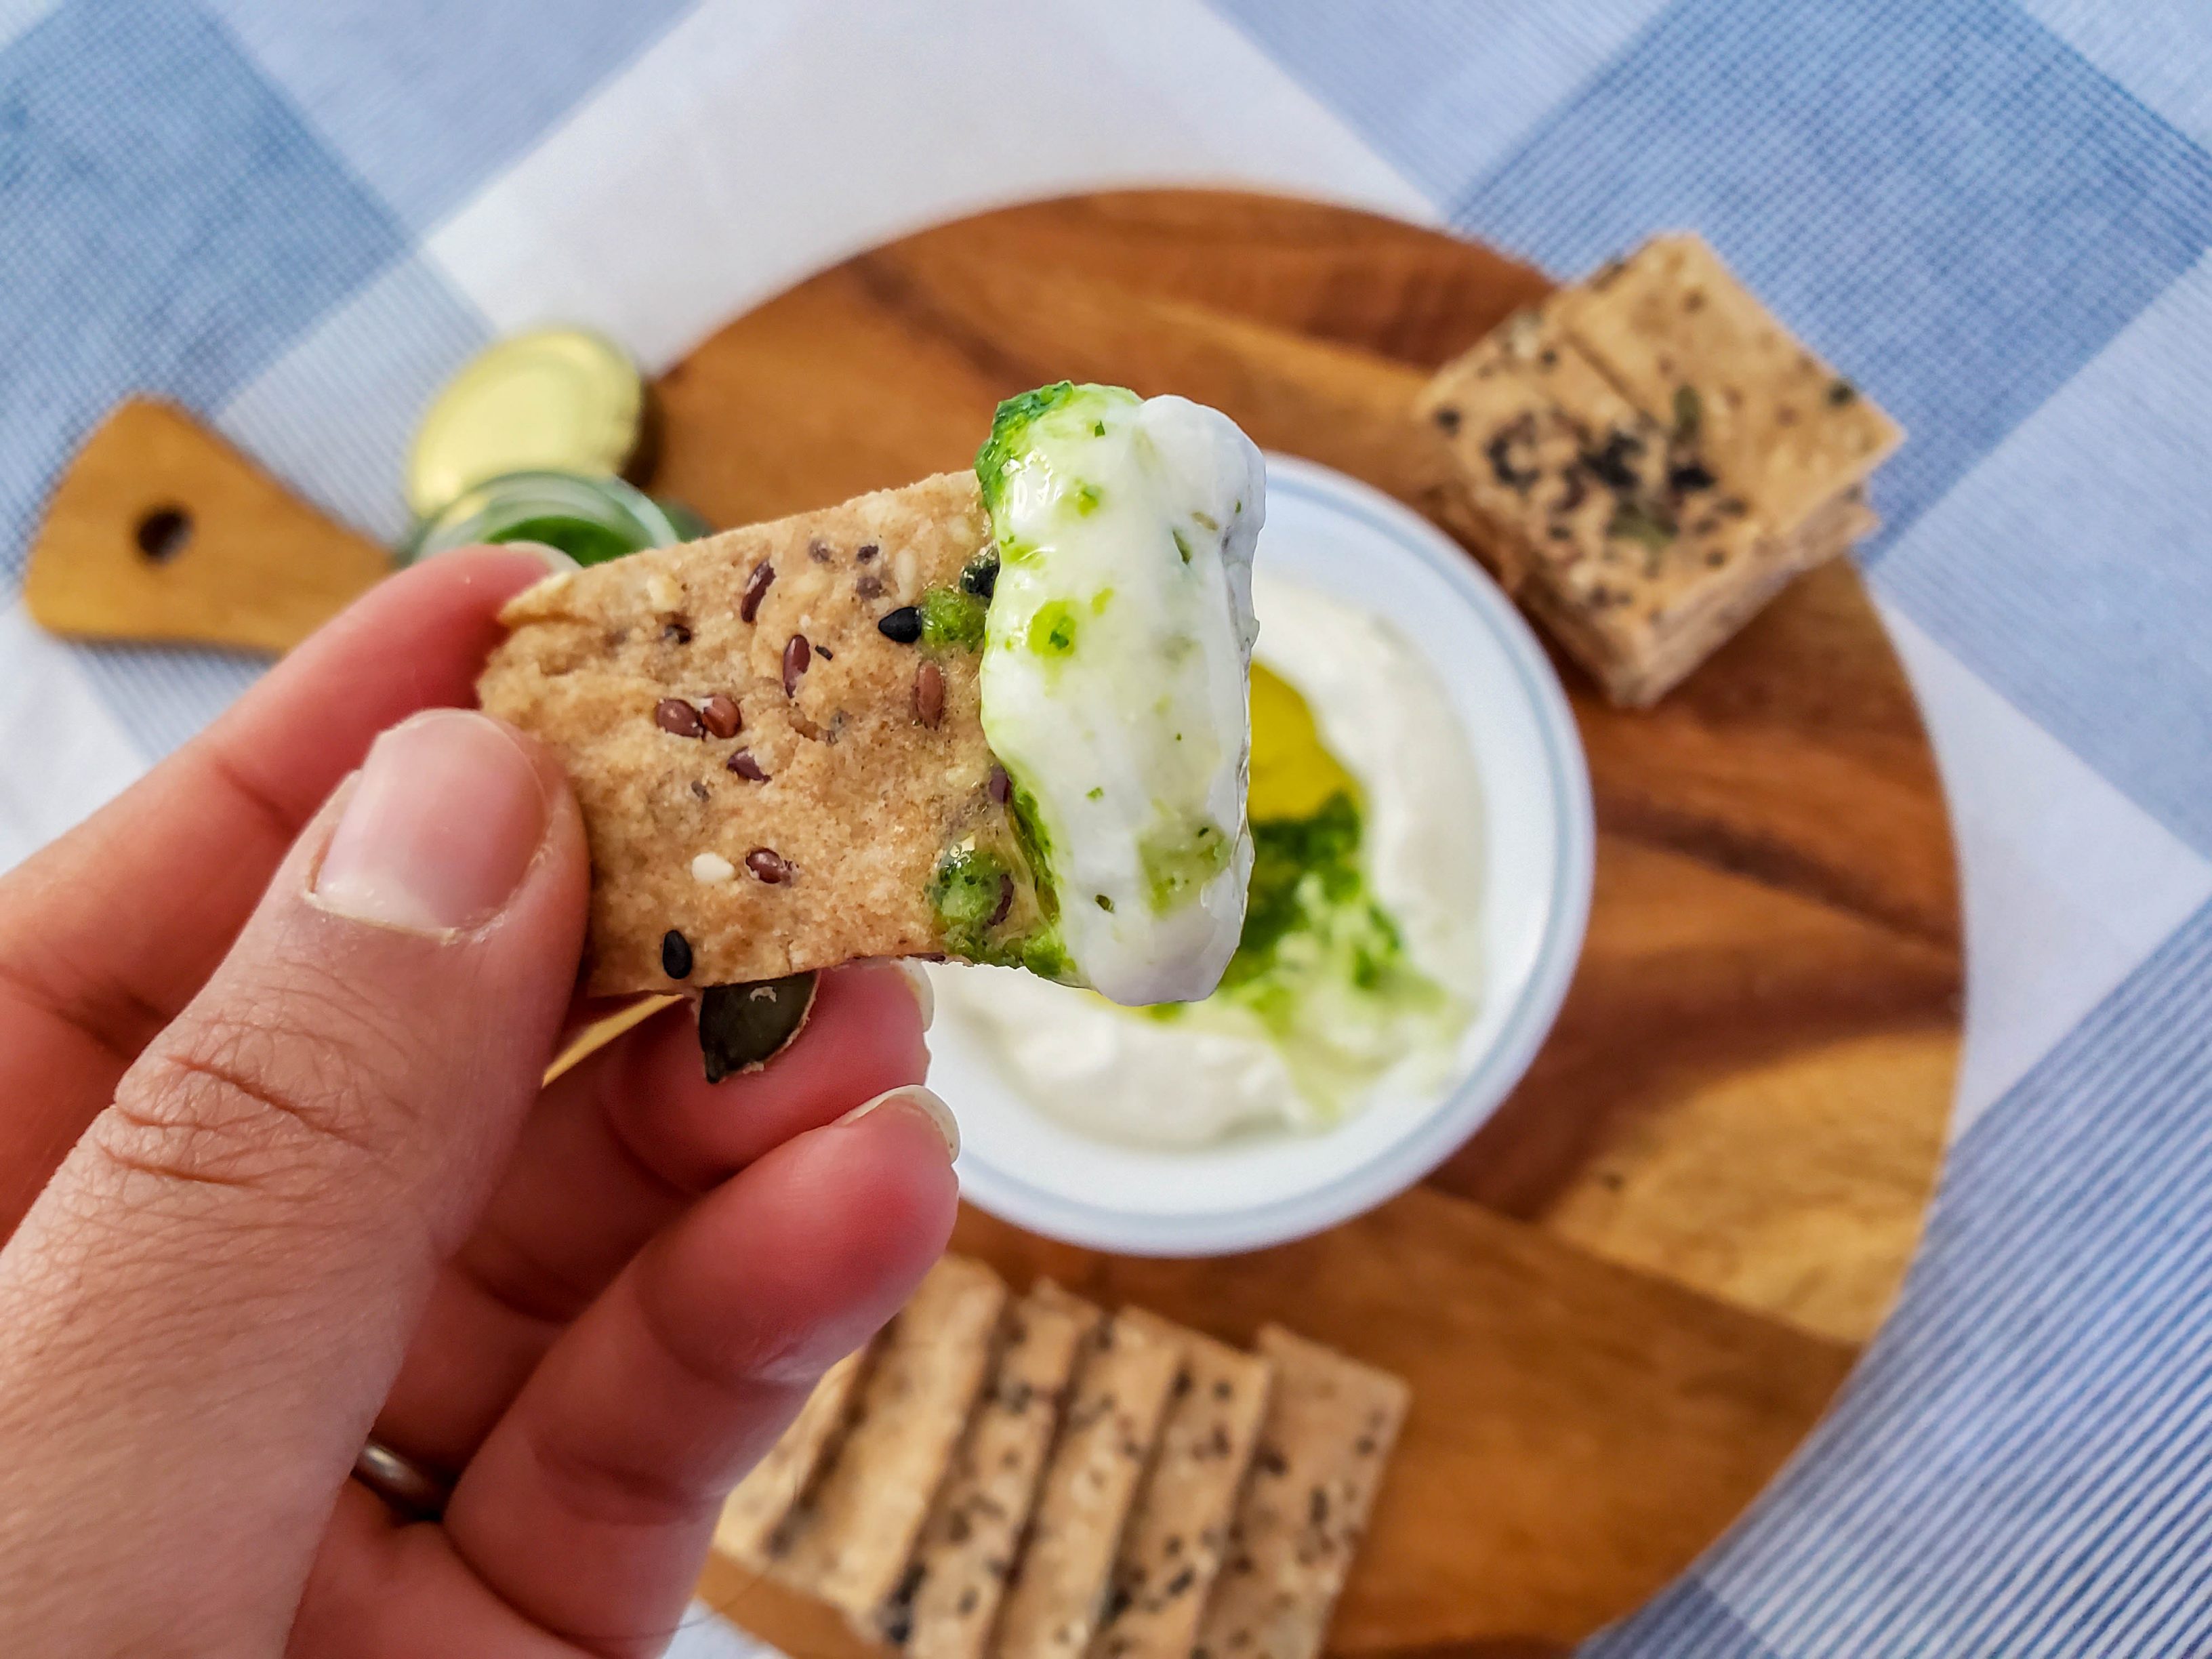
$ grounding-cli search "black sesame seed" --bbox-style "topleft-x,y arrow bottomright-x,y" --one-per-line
661,930 -> 693,980
1486,431 -> 1538,493
878,605 -> 924,644
1584,428 -> 1645,491
961,552 -> 1000,599
1432,404 -> 1461,433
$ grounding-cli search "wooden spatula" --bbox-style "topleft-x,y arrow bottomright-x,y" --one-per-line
24,398 -> 392,655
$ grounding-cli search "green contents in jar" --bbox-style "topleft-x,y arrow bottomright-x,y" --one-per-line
483,514 -> 647,568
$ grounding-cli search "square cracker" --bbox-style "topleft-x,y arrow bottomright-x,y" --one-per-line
989,1311 -> 1184,1659
1189,1326 -> 1408,1659
714,1347 -> 868,1567
1555,234 -> 1902,538
895,1281 -> 1103,1659
1420,308 -> 1773,645
771,1256 -> 1008,1624
1088,1311 -> 1274,1659
478,472 -> 1019,994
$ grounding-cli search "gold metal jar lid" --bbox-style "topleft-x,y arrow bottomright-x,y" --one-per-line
406,327 -> 647,518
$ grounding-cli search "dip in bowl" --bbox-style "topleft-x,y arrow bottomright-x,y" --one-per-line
930,456 -> 1593,1254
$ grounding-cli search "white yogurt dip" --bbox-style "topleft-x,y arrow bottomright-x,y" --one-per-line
937,572 -> 1485,1147
975,384 -> 1264,1006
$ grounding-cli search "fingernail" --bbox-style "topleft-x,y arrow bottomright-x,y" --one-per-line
311,710 -> 550,935
838,1085 -> 959,1161
893,960 -> 935,1030
499,540 -> 581,575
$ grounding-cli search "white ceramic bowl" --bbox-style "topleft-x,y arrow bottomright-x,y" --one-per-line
933,455 -> 1594,1256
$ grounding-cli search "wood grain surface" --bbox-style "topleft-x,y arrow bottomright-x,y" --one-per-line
663,192 -> 1962,1655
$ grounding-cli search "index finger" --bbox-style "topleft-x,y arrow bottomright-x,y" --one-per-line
0,545 -> 560,1229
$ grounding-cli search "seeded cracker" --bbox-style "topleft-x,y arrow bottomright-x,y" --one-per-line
1087,1311 -> 1273,1659
893,1282 -> 1103,1659
714,1348 -> 868,1567
478,472 -> 1026,994
771,1256 -> 1008,1625
1553,234 -> 1901,537
1418,235 -> 1901,706
990,1313 -> 1183,1659
1190,1328 -> 1408,1659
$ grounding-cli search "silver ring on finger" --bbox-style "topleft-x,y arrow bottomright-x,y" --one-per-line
352,1436 -> 452,1521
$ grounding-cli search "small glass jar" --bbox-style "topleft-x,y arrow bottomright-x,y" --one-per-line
399,470 -> 684,567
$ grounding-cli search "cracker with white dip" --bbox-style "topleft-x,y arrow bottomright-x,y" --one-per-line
479,383 -> 1264,1006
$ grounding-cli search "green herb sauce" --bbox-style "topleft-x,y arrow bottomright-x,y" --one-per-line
919,584 -> 988,650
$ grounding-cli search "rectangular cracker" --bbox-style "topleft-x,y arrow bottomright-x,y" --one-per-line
1421,310 -> 1768,626
773,1256 -> 1009,1624
1189,1326 -> 1408,1659
714,1347 -> 869,1567
989,1312 -> 1183,1658
1554,234 -> 1902,537
893,1282 -> 1103,1659
478,472 -> 1025,994
1087,1311 -> 1274,1659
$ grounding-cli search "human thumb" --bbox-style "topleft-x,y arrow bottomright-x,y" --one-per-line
0,708 -> 586,1650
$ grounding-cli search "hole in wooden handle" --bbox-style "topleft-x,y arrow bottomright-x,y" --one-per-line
134,506 -> 194,562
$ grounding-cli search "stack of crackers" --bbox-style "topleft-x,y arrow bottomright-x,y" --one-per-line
716,1256 -> 1410,1659
1420,234 -> 1902,707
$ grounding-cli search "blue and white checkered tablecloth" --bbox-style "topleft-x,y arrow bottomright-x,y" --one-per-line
6,1 -> 2212,1653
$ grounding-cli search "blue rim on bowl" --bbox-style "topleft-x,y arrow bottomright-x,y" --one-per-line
939,454 -> 1595,1256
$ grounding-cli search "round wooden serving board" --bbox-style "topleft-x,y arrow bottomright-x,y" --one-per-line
675,192 -> 1963,1658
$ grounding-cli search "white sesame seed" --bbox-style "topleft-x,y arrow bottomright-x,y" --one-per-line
646,571 -> 682,611
691,851 -> 736,884
893,546 -> 920,600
